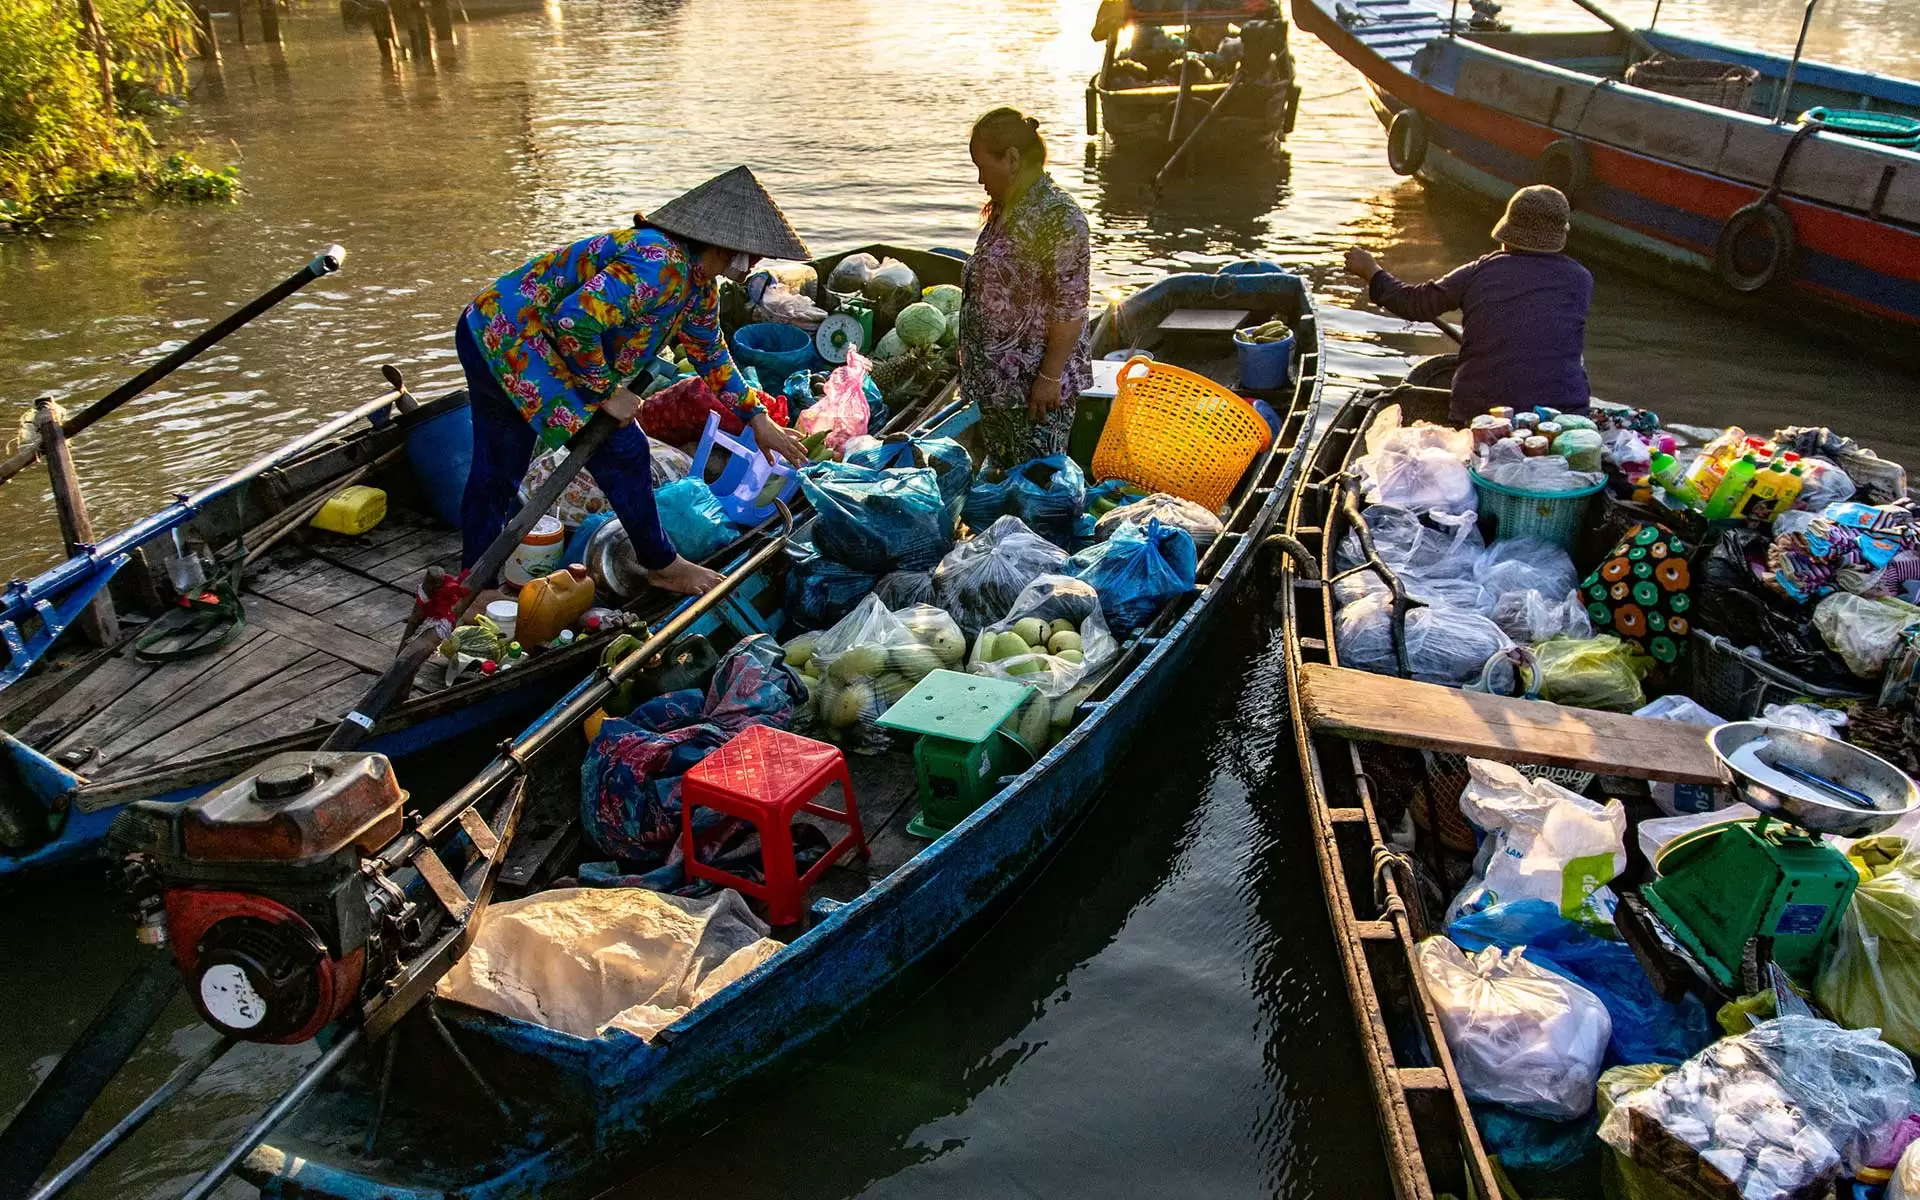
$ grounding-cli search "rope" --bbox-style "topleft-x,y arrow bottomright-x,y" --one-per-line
6,400 -> 69,458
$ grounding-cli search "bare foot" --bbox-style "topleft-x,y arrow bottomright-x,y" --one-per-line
646,555 -> 722,595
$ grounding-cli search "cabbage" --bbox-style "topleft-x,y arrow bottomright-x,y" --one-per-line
922,284 -> 962,316
940,309 -> 960,347
827,252 -> 879,294
894,302 -> 946,349
873,329 -> 908,360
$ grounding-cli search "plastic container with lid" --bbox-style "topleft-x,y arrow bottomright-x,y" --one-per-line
484,599 -> 519,642
503,515 -> 568,588
516,564 -> 595,648
309,486 -> 388,536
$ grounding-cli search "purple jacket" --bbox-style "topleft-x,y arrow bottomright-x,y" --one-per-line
1369,250 -> 1593,420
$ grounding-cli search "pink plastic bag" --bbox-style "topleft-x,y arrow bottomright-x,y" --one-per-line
798,350 -> 872,457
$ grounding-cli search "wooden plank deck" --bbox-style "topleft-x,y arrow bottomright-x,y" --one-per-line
13,510 -> 462,781
1298,662 -> 1730,786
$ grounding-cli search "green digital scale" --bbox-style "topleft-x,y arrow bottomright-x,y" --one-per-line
875,670 -> 1036,839
1641,721 -> 1916,990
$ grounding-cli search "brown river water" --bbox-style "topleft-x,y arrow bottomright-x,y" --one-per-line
2,1 -> 1917,1196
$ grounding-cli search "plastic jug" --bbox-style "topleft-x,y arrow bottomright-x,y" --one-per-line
515,564 -> 595,648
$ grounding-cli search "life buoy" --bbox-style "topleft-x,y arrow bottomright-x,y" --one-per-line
1714,201 -> 1796,293
1387,109 -> 1428,176
1534,138 -> 1590,197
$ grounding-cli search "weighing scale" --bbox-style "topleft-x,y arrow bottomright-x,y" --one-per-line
815,312 -> 865,365
875,670 -> 1037,839
1639,721 -> 1918,991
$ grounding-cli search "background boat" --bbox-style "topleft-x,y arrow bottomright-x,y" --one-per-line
1089,1 -> 1303,154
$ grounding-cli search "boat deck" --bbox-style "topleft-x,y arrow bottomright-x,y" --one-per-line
11,512 -> 461,784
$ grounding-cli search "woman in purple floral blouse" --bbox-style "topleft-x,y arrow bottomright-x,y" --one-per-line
959,108 -> 1093,469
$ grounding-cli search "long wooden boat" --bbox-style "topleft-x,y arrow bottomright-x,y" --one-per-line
1089,2 -> 1303,151
0,246 -> 964,885
1292,0 -> 1920,359
209,267 -> 1324,1199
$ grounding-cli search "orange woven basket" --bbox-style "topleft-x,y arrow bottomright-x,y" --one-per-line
1090,356 -> 1269,512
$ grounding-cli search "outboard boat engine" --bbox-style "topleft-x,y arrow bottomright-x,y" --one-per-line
108,752 -> 411,1043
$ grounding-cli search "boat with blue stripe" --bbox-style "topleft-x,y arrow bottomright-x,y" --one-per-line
1293,0 -> 1920,359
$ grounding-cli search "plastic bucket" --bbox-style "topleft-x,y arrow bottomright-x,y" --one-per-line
1469,469 -> 1604,549
407,398 -> 473,528
731,322 -> 816,378
1233,329 -> 1294,392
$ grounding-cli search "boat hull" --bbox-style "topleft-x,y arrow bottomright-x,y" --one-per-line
1293,0 -> 1920,361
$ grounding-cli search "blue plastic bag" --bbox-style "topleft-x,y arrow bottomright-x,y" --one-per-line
847,436 -> 973,528
964,455 -> 1086,549
1066,517 -> 1197,632
1448,900 -> 1713,1066
1470,1102 -> 1597,1177
798,461 -> 952,573
654,476 -> 736,562
784,538 -> 878,630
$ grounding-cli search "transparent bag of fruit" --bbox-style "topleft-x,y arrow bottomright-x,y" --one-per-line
779,596 -> 965,754
968,575 -> 1117,700
932,514 -> 1070,636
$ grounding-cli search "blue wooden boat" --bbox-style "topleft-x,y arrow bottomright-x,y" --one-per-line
1293,0 -> 1920,359
199,266 -> 1323,1199
0,247 -> 965,886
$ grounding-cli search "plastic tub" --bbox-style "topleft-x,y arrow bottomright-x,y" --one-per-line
1468,469 -> 1604,549
407,397 -> 473,528
730,322 -> 816,378
1233,327 -> 1294,392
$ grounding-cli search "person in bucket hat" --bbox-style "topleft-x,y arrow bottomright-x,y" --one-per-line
1343,183 -> 1592,422
455,166 -> 811,595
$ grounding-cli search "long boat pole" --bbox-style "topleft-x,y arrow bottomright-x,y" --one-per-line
1771,0 -> 1819,123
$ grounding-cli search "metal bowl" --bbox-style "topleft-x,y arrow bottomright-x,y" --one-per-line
584,519 -> 647,602
1708,721 -> 1919,838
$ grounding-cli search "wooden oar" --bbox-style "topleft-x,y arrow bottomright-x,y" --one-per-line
1433,316 -> 1463,342
1155,73 -> 1245,191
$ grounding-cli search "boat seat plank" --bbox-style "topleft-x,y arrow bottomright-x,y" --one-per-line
1298,663 -> 1729,786
243,594 -> 402,675
47,626 -> 271,758
12,655 -> 158,750
1157,307 -> 1251,333
87,638 -> 323,770
143,658 -> 369,768
317,587 -> 418,647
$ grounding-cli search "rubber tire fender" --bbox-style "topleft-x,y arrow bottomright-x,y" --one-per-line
1714,201 -> 1796,293
1534,138 -> 1590,196
1386,108 -> 1428,176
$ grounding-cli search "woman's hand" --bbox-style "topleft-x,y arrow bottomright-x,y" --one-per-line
1343,247 -> 1380,283
1027,371 -> 1062,423
599,388 -> 642,424
751,411 -> 809,465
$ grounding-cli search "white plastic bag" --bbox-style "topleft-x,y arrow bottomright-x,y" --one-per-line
1637,802 -> 1765,867
968,574 -> 1116,700
1476,538 -> 1579,599
1360,446 -> 1477,512
1891,1138 -> 1920,1200
1448,758 -> 1626,926
1332,505 -> 1485,609
519,438 -> 692,526
1491,589 -> 1592,643
1415,937 -> 1611,1120
752,281 -> 826,328
1094,493 -> 1224,552
1634,695 -> 1735,816
932,514 -> 1070,635
1363,404 -> 1473,459
1814,591 -> 1920,678
1334,592 -> 1512,686
797,350 -> 873,457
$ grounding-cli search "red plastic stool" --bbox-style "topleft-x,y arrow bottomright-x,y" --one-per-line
680,724 -> 867,925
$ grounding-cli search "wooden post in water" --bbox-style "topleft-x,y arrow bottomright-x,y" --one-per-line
372,0 -> 399,66
34,400 -> 118,648
192,5 -> 221,62
428,0 -> 455,44
258,0 -> 283,47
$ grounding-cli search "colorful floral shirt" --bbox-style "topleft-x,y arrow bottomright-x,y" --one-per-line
959,173 -> 1093,469
466,226 -> 764,449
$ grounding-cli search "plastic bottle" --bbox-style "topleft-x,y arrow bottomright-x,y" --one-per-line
501,641 -> 526,670
581,608 -> 636,636
550,629 -> 577,650
1745,464 -> 1805,522
515,564 -> 596,648
1649,451 -> 1699,506
1683,426 -> 1746,497
1705,453 -> 1760,520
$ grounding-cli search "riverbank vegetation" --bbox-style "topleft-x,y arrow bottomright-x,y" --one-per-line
0,0 -> 237,231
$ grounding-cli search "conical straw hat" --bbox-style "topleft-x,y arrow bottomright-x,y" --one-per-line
641,166 -> 811,262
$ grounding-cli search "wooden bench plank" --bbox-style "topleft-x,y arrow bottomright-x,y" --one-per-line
180,666 -> 374,761
1299,663 -> 1729,786
1157,307 -> 1251,333
91,638 -> 320,767
145,658 -> 367,768
50,626 -> 268,758
244,593 -> 401,674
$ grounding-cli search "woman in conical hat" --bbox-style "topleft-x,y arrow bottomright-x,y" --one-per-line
455,166 -> 811,595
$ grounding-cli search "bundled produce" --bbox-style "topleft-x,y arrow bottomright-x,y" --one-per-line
799,461 -> 951,574
1812,591 -> 1920,678
846,435 -> 974,528
785,597 -> 966,752
1093,493 -> 1223,552
861,258 -> 922,327
873,569 -> 935,610
1066,517 -> 1197,632
1334,593 -> 1513,686
1331,505 -> 1484,609
785,538 -> 877,631
969,574 -> 1117,708
1597,1016 -> 1915,1198
1415,937 -> 1612,1121
825,252 -> 879,295
1531,634 -> 1652,711
1447,758 -> 1626,927
933,515 -> 1070,635
796,351 -> 873,458
922,283 -> 962,316
964,454 -> 1087,549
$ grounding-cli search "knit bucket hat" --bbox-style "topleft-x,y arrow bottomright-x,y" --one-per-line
1492,184 -> 1571,253
641,166 -> 811,262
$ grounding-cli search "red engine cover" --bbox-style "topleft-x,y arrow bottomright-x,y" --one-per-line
164,889 -> 363,1044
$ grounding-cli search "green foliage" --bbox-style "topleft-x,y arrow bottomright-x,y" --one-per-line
0,0 -> 233,228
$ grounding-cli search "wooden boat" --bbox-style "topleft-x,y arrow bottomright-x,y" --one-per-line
0,246 -> 964,886
1088,1 -> 1302,152
203,267 -> 1324,1199
1292,0 -> 1920,360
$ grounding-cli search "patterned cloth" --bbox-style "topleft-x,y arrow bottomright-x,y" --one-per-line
1768,502 -> 1920,605
580,636 -> 804,868
1580,523 -> 1694,666
465,225 -> 765,450
959,173 -> 1093,469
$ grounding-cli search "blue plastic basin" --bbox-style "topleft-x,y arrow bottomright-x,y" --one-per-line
730,322 -> 817,378
1234,328 -> 1294,392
